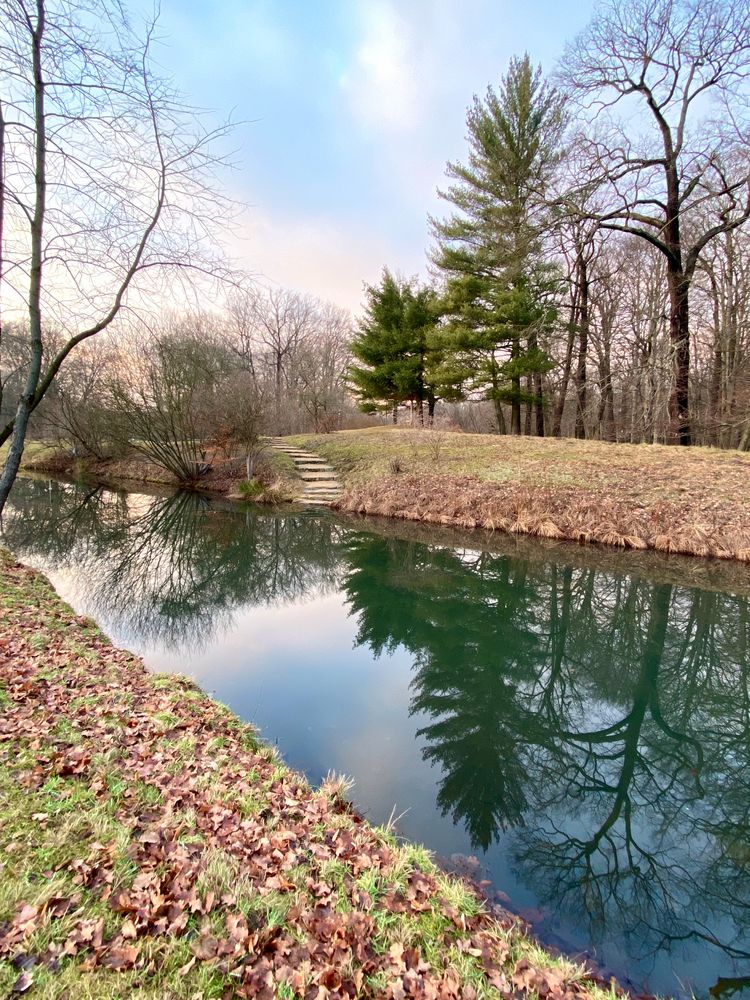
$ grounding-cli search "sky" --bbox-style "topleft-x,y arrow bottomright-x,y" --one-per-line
140,0 -> 597,314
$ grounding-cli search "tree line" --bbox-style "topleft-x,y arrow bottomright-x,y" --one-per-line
1,0 -> 750,517
1,287 -> 358,483
350,0 -> 750,449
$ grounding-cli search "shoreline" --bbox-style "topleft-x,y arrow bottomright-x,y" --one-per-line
288,429 -> 750,566
17,426 -> 750,567
0,549 -> 634,998
19,462 -> 750,600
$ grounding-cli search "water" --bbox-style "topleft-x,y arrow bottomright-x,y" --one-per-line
4,476 -> 750,999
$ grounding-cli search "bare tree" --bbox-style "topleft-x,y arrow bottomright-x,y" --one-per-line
295,303 -> 351,432
0,0 -> 232,512
561,0 -> 750,445
44,339 -> 121,460
109,324 -> 235,483
229,286 -> 316,429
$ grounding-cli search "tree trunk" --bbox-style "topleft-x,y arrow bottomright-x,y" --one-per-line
597,351 -> 616,443
492,396 -> 507,434
527,326 -> 544,437
510,339 -> 521,435
524,376 -> 532,436
574,255 -> 589,439
552,319 -> 576,437
0,3 -> 46,515
534,374 -> 545,437
666,265 -> 691,445
707,269 -> 722,445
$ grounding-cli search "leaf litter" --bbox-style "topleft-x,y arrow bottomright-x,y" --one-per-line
0,551 -> 638,999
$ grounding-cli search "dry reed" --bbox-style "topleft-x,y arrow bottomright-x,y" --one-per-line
336,473 -> 750,564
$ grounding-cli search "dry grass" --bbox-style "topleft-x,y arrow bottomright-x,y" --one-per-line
15,443 -> 299,505
286,428 -> 750,563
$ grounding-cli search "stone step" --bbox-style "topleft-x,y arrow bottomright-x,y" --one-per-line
269,443 -> 341,506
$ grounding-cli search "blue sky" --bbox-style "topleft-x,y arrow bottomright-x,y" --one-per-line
143,1 -> 596,312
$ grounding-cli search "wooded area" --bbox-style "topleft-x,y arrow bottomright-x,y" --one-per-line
1,0 -> 750,517
351,3 -> 750,449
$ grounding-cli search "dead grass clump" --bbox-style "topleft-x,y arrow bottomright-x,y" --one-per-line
536,520 -> 564,539
622,535 -> 649,550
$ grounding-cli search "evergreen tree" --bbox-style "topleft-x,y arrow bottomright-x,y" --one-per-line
348,270 -> 439,423
431,55 -> 564,434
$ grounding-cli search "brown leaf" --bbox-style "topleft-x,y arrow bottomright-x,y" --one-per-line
102,943 -> 139,970
226,912 -> 249,943
45,896 -> 75,919
191,933 -> 219,961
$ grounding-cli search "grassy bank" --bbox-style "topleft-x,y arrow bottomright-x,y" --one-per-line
0,550 -> 622,999
287,428 -> 750,563
1,441 -> 300,505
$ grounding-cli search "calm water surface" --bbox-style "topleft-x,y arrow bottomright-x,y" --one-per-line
4,477 -> 750,999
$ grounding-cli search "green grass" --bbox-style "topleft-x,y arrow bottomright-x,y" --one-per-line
0,438 -> 61,468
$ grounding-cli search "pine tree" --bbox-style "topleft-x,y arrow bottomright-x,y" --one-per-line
431,55 -> 564,435
348,270 -> 439,423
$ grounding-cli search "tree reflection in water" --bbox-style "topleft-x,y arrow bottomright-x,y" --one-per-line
4,477 -> 750,992
342,534 -> 750,986
2,478 -> 344,649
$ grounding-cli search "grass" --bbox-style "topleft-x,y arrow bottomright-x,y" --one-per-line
286,427 -> 750,562
0,439 -> 60,468
0,548 -> 625,999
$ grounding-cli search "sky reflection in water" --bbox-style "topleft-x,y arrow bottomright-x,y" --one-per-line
4,477 -> 750,1000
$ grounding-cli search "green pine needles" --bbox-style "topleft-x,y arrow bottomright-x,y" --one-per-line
348,270 -> 440,424
430,55 -> 565,435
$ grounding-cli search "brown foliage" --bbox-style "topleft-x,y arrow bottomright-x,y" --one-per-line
337,471 -> 750,563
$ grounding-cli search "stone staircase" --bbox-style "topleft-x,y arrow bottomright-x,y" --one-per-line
270,441 -> 342,506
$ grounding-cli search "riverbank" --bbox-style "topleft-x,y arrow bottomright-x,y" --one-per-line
0,550 -> 626,999
9,443 -> 300,505
288,428 -> 750,564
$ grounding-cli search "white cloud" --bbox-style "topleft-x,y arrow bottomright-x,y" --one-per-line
339,1 -> 426,133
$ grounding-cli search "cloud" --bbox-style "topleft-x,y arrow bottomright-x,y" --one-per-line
339,1 -> 427,133
228,204 -> 400,313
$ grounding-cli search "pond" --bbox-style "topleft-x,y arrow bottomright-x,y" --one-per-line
3,476 -> 750,999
